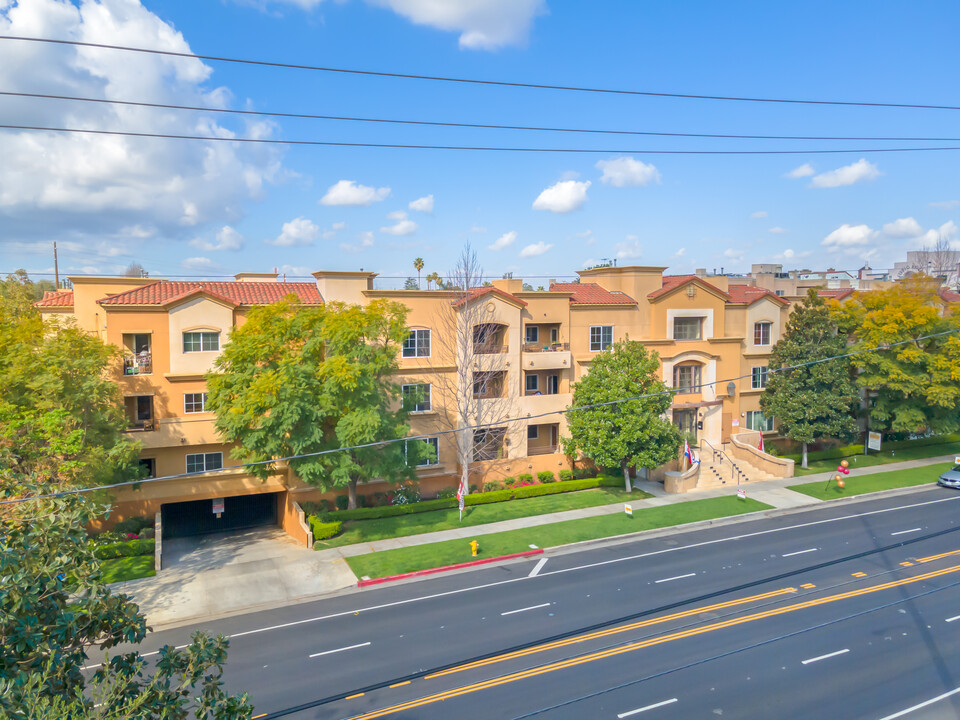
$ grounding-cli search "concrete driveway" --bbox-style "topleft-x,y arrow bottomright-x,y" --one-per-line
113,527 -> 357,628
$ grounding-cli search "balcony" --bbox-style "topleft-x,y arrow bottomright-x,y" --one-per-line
521,392 -> 569,417
123,352 -> 152,376
474,342 -> 508,355
523,342 -> 569,352
523,345 -> 572,371
527,444 -> 558,456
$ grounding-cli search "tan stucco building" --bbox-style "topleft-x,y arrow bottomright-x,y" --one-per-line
37,265 -> 792,543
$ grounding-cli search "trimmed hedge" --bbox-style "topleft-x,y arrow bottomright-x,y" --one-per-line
94,538 -> 155,560
309,517 -> 343,542
783,433 -> 960,463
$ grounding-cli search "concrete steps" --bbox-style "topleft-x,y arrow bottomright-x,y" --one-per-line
695,457 -> 776,490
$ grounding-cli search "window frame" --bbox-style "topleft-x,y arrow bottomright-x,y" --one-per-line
408,436 -> 439,466
185,451 -> 223,473
525,325 -> 539,344
745,410 -> 774,432
182,331 -> 220,353
673,316 -> 704,341
673,364 -> 702,393
589,325 -> 614,352
525,373 -> 539,393
183,392 -> 209,414
754,321 -> 772,346
401,383 -> 432,413
751,366 -> 768,390
402,329 -> 431,358
527,424 -> 539,440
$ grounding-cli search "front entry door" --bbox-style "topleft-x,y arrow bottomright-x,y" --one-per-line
673,409 -> 697,444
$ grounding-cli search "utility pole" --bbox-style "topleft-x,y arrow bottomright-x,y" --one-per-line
53,241 -> 59,289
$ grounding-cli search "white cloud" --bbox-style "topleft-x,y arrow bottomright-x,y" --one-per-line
822,223 -> 877,249
269,217 -> 320,246
723,248 -> 744,260
372,0 -> 545,49
380,211 -> 417,236
810,159 -> 881,188
470,224 -> 487,233
191,225 -> 245,251
930,200 -> 960,210
750,211 -> 768,218
614,239 -> 642,260
784,163 -> 815,179
916,220 -> 960,248
779,248 -> 811,260
339,242 -> 362,254
332,221 -> 347,230
488,231 -> 517,251
768,227 -> 788,235
320,180 -> 391,206
0,0 -> 284,244
595,157 -> 661,187
279,264 -> 312,276
675,248 -> 686,257
519,241 -> 553,258
408,194 -> 435,213
882,217 -> 924,238
181,256 -> 216,270
532,180 -> 591,213
117,225 -> 155,239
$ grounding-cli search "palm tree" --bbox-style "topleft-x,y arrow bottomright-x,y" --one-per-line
413,257 -> 424,289
426,271 -> 442,290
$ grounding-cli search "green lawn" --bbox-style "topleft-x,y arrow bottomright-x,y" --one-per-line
100,555 -> 156,584
789,461 -> 951,500
792,441 -> 960,476
315,486 -> 652,548
347,495 -> 771,579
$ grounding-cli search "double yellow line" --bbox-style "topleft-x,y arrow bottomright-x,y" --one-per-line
345,563 -> 960,720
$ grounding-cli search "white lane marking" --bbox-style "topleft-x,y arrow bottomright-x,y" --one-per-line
945,615 -> 960,623
618,698 -> 678,717
654,573 -> 696,584
528,557 -> 548,578
891,528 -> 922,536
877,685 -> 960,719
142,494 -> 960,649
801,648 -> 849,665
308,641 -> 371,658
500,602 -> 551,616
782,548 -> 818,557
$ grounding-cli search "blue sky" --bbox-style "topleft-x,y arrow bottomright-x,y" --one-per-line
1,0 -> 958,287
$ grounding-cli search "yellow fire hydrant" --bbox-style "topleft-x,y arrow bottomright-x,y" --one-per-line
469,540 -> 479,557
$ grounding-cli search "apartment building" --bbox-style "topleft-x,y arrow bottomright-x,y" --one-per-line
36,265 -> 789,541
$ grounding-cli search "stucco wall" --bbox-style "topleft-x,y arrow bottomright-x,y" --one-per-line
168,297 -> 233,375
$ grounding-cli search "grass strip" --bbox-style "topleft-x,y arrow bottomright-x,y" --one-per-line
101,555 -> 156,584
346,496 -> 771,580
792,442 -> 960,476
789,462 -> 952,500
316,487 -> 652,548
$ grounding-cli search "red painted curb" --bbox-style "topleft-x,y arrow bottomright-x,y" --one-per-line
356,548 -> 544,587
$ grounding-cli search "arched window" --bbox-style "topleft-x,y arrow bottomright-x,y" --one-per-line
673,362 -> 702,393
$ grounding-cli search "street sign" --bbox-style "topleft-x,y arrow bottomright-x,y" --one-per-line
867,432 -> 882,451
212,498 -> 224,516
736,488 -> 747,500
624,504 -> 633,517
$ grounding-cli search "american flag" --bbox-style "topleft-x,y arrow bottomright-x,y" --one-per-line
683,440 -> 695,466
758,434 -> 765,452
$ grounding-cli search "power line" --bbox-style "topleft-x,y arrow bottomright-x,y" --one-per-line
5,91 -> 960,143
2,35 -> 959,112
5,327 -> 957,506
3,124 -> 960,155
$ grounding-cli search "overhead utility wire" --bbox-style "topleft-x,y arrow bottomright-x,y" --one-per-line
4,91 -> 959,143
4,328 -> 957,506
3,125 -> 959,155
2,36 -> 959,112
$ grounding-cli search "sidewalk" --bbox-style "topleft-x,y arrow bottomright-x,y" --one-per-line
124,453 -> 954,629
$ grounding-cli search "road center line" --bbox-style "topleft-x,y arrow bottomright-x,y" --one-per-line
528,558 -> 548,578
877,685 -> 960,720
782,548 -> 818,557
501,603 -> 551,616
655,573 -> 696,584
801,648 -> 849,665
891,528 -> 922,536
309,641 -> 371,658
617,697 -> 678,717
945,614 -> 960,622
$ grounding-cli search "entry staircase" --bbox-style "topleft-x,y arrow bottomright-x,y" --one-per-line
694,440 -> 777,490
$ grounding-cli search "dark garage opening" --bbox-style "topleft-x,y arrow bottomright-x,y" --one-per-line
161,492 -> 279,539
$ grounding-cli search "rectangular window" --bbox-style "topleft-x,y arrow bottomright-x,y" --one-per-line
775,290 -> 785,297
525,325 -> 539,343
401,383 -> 431,412
673,316 -> 703,341
589,325 -> 613,351
745,411 -> 774,432
183,331 -> 220,353
473,371 -> 505,399
183,392 -> 208,413
473,428 -> 506,461
402,329 -> 431,358
754,321 -> 772,346
751,366 -> 768,390
185,452 -> 223,473
527,425 -> 539,440
525,373 -> 539,393
407,437 -> 439,466
138,458 -> 155,479
673,365 -> 701,393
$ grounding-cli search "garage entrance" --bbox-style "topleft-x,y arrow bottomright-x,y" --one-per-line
161,492 -> 279,539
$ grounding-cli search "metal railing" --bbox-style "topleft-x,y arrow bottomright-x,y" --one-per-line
474,342 -> 508,354
700,438 -> 749,485
124,418 -> 156,432
528,444 -> 558,456
123,353 -> 152,375
522,342 -> 570,352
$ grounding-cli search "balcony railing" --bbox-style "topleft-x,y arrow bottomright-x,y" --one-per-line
528,444 -> 558,456
474,342 -> 508,354
123,353 -> 152,376
525,390 -> 560,396
124,418 -> 156,432
523,342 -> 569,352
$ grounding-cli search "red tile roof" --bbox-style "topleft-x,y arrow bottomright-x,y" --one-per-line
453,286 -> 528,307
647,275 -> 730,301
727,284 -> 789,306
549,282 -> 637,305
97,281 -> 323,307
816,288 -> 856,301
938,288 -> 960,303
35,290 -> 74,308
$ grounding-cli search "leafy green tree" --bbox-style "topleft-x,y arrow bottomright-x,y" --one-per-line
760,289 -> 859,468
403,277 -> 419,290
832,277 -> 960,435
1,270 -> 55,320
207,298 -> 425,509
562,339 -> 681,491
426,272 -> 443,290
413,257 -> 424,289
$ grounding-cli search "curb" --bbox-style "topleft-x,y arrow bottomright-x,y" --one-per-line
356,548 -> 544,587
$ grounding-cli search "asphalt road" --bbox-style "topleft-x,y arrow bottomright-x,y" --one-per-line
117,486 -> 960,719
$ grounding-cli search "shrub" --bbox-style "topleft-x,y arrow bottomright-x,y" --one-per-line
573,466 -> 598,480
334,495 -> 349,511
114,516 -> 152,535
94,538 -> 155,560
537,471 -> 556,483
483,480 -> 505,492
559,469 -> 574,482
392,484 -> 421,505
436,487 -> 457,500
309,517 -> 343,542
517,473 -> 534,485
